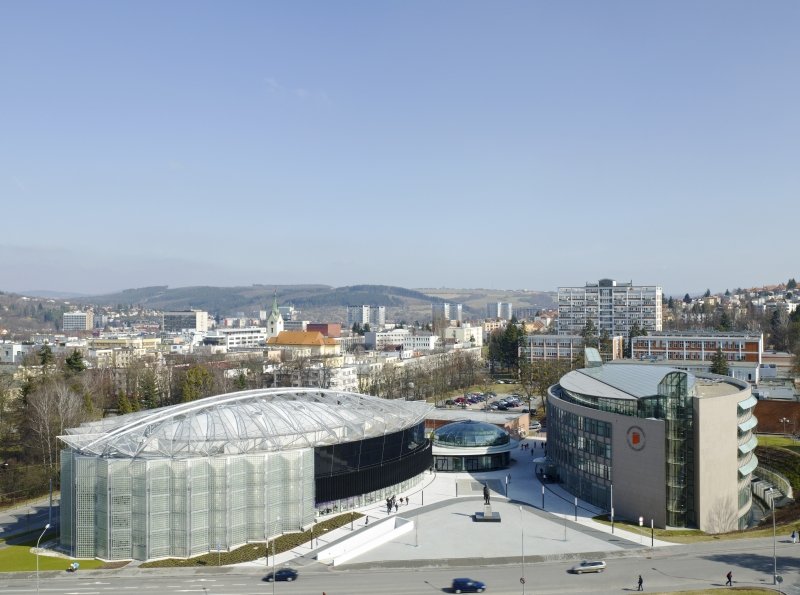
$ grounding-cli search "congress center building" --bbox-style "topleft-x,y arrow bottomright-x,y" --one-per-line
547,350 -> 757,533
59,388 -> 432,561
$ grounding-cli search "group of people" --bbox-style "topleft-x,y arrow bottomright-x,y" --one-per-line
385,495 -> 408,514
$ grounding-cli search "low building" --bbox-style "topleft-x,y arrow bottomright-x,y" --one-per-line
267,331 -> 341,357
432,420 -> 514,472
631,331 -> 763,365
521,334 -> 623,362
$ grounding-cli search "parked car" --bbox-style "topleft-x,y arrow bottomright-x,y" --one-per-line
451,577 -> 487,593
445,399 -> 456,406
263,568 -> 299,582
529,421 -> 542,431
570,560 -> 606,574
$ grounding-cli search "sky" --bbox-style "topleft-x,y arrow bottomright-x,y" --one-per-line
1,1 -> 798,297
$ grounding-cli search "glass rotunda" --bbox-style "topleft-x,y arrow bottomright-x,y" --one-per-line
432,420 -> 514,472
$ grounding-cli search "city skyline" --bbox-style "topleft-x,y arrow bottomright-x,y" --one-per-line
2,1 -> 798,295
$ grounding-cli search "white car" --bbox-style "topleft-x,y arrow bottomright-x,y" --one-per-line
570,560 -> 607,574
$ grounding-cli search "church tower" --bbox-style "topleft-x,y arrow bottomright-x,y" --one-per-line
266,293 -> 284,338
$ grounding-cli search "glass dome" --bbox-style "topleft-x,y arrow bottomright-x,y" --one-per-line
433,420 -> 510,447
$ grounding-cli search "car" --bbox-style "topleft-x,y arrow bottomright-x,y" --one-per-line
570,560 -> 607,574
445,399 -> 456,406
451,577 -> 487,593
529,421 -> 542,431
263,568 -> 299,582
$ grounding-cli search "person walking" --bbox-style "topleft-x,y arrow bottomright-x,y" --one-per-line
726,571 -> 733,586
792,529 -> 797,544
637,575 -> 644,591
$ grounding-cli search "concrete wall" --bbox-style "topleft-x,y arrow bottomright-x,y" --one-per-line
694,385 -> 747,533
610,416 -> 667,528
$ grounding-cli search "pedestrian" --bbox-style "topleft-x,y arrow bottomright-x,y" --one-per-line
725,571 -> 733,586
792,530 -> 797,544
394,501 -> 398,512
637,575 -> 643,591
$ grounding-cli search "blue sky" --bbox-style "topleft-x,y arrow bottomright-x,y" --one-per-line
1,1 -> 798,296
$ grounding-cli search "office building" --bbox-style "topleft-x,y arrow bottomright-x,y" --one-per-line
546,351 -> 756,533
63,311 -> 94,332
557,279 -> 662,336
162,310 -> 208,333
347,305 -> 386,329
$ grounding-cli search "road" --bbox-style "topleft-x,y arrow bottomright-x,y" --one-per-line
3,536 -> 799,595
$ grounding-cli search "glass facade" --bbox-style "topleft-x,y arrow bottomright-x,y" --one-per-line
314,423 -> 431,506
548,400 -> 613,508
432,420 -> 512,472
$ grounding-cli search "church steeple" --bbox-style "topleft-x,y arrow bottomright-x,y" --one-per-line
266,291 -> 284,339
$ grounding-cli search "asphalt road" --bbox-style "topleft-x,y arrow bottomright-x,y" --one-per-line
3,537 -> 799,595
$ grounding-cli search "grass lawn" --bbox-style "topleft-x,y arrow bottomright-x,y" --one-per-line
0,530 -> 107,573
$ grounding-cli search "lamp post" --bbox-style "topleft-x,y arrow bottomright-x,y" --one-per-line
780,417 -> 790,437
768,488 -> 777,585
519,506 -> 526,595
36,523 -> 50,595
272,516 -> 280,595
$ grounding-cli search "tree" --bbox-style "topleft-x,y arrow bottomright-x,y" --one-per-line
683,293 -> 692,305
580,320 -> 598,348
118,391 -> 133,414
25,380 -> 85,471
718,311 -> 732,332
180,365 -> 215,402
139,369 -> 161,409
667,296 -> 675,311
710,348 -> 730,376
704,289 -> 711,298
519,358 -> 568,415
64,350 -> 86,375
788,278 -> 797,290
38,345 -> 54,368
626,322 -> 647,358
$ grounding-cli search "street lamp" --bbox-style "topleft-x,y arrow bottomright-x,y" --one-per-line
780,417 -> 790,437
36,523 -> 50,595
767,488 -> 777,585
272,516 -> 280,595
519,506 -> 526,595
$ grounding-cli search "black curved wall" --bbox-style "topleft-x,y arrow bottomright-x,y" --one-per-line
314,422 -> 432,503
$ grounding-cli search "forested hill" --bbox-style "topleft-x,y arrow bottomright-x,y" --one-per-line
77,284 -> 446,315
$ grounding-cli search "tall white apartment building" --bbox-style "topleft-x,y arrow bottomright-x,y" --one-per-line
486,302 -> 513,320
347,305 -> 386,328
63,311 -> 94,331
432,303 -> 462,325
557,279 -> 662,336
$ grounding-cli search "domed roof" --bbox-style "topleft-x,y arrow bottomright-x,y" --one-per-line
433,419 -> 510,448
59,388 -> 432,459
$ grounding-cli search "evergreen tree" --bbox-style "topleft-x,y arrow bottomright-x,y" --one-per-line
710,347 -> 730,375
788,278 -> 797,290
683,293 -> 692,304
139,369 -> 160,409
580,320 -> 598,348
718,311 -> 732,331
667,296 -> 675,310
65,350 -> 86,374
704,289 -> 711,298
38,344 -> 54,367
118,391 -> 133,414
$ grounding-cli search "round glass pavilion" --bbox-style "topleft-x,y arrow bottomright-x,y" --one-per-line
432,420 -> 514,472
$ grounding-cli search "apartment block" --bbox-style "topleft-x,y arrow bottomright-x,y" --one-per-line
432,303 -> 462,325
486,302 -> 513,320
63,311 -> 94,332
347,305 -> 386,328
557,279 -> 662,336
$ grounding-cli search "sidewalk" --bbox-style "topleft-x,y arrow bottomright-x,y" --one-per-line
238,435 -> 671,570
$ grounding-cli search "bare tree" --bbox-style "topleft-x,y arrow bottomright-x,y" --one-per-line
26,380 -> 86,471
